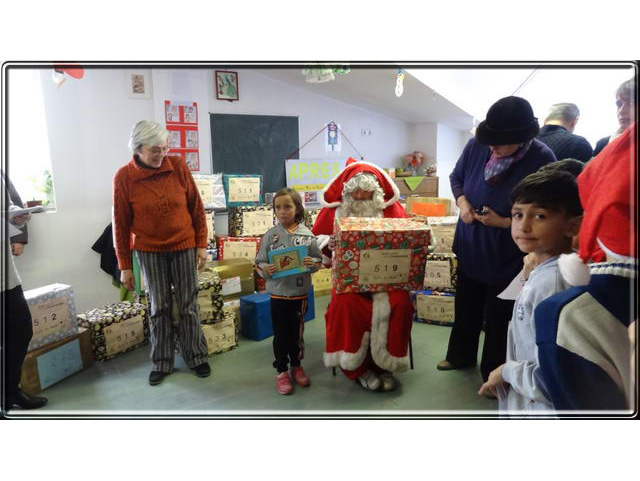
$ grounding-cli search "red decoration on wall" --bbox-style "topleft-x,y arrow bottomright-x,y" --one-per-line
164,101 -> 200,171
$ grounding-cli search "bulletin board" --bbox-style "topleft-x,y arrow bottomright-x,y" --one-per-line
210,114 -> 299,194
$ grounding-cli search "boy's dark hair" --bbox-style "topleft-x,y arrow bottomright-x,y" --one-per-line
273,187 -> 305,224
538,158 -> 585,178
511,170 -> 583,217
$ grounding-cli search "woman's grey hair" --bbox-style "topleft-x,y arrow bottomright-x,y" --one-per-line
545,103 -> 580,123
128,120 -> 169,153
616,78 -> 636,100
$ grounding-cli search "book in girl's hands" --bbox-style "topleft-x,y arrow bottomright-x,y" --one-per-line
268,245 -> 310,279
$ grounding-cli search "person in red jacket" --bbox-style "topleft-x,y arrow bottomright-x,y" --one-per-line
113,120 -> 210,386
312,158 -> 413,392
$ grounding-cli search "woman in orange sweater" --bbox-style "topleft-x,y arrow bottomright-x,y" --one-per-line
113,120 -> 210,386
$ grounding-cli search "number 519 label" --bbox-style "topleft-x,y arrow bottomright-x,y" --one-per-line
359,249 -> 411,284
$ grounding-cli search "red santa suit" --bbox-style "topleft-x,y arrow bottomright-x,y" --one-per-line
312,158 -> 414,379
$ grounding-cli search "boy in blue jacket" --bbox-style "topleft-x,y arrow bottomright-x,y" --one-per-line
478,170 -> 582,414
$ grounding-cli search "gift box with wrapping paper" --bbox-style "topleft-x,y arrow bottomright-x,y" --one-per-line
201,310 -> 238,356
423,253 -> 458,293
228,204 -> 275,237
196,268 -> 224,324
411,290 -> 455,326
193,173 -> 226,210
223,299 -> 241,331
427,216 -> 458,254
333,217 -> 431,293
223,174 -> 263,208
218,236 -> 261,263
76,301 -> 149,361
24,283 -> 79,351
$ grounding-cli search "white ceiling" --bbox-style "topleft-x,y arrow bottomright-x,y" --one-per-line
258,67 -> 475,131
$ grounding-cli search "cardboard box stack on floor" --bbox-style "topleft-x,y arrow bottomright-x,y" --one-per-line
21,283 -> 94,394
414,216 -> 459,326
226,204 -> 276,292
172,267 -> 239,357
195,268 -> 225,324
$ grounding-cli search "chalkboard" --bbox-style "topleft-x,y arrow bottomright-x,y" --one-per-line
210,114 -> 299,195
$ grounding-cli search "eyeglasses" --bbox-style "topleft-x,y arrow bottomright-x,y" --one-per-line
147,145 -> 170,155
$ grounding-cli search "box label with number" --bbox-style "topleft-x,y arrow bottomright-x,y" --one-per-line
242,210 -> 274,236
312,268 -> 332,294
229,177 -> 260,203
31,297 -> 72,342
25,283 -> 78,351
202,315 -> 237,355
423,259 -> 452,288
415,292 -> 455,325
194,177 -> 215,206
224,240 -> 258,261
359,249 -> 412,284
103,315 -> 145,357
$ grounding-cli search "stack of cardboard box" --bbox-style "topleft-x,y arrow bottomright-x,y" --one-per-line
20,283 -> 94,395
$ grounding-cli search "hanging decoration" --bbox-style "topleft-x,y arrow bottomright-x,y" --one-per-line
52,62 -> 85,88
302,64 -> 350,83
395,69 -> 405,97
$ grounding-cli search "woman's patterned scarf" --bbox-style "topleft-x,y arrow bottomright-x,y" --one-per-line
484,140 -> 532,185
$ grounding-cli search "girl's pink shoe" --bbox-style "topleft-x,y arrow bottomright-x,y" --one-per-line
276,372 -> 293,394
291,366 -> 311,387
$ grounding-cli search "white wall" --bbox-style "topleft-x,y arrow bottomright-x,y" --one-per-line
435,123 -> 468,203
205,70 -> 412,168
13,67 -> 415,312
410,123 -> 438,162
14,68 -> 155,312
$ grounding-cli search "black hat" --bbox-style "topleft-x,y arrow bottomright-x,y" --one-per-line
475,96 -> 540,146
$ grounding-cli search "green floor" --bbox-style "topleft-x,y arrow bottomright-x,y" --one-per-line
11,295 -> 498,417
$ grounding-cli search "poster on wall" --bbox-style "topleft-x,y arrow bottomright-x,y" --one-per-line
126,70 -> 151,99
285,158 -> 347,206
165,101 -> 200,171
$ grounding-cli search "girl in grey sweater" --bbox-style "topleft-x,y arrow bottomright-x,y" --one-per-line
256,188 -> 322,395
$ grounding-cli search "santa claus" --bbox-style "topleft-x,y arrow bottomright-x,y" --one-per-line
312,158 -> 414,392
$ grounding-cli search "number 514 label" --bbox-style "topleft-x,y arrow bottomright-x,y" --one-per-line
359,249 -> 411,284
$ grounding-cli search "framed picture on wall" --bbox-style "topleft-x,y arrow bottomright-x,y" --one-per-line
126,70 -> 151,99
215,70 -> 239,101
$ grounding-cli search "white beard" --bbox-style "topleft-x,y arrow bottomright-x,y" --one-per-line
336,195 -> 384,219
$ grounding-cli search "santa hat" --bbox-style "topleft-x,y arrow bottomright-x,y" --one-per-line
559,122 -> 636,285
320,157 -> 400,209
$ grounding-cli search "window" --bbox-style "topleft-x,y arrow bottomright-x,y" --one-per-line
7,67 -> 57,210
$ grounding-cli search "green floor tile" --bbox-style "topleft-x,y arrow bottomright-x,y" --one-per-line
10,294 -> 500,416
